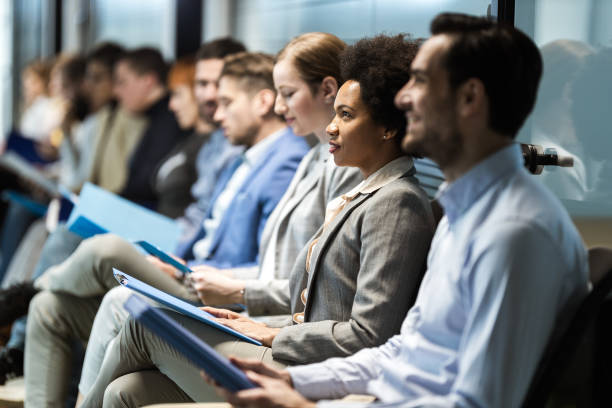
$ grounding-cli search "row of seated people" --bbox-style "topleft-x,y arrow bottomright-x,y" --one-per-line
0,12 -> 589,408
0,41 -> 230,282
0,40 -> 242,373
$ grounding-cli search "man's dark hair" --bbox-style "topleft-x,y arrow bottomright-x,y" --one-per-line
87,42 -> 125,72
339,34 -> 419,143
430,13 -> 542,138
196,37 -> 246,61
119,47 -> 168,85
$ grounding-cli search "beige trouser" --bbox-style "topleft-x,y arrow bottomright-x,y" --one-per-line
79,310 -> 284,408
140,395 -> 378,407
25,234 -> 197,408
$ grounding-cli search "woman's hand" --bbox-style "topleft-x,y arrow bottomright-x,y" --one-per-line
189,269 -> 246,305
203,307 -> 281,347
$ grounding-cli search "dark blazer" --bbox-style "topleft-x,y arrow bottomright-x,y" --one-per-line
272,165 -> 435,364
178,127 -> 310,269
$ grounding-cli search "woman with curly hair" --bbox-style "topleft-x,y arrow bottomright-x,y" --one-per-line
79,34 -> 435,407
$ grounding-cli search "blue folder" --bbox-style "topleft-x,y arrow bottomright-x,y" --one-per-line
135,240 -> 193,275
2,190 -> 48,217
66,182 -> 180,253
4,130 -> 56,165
0,152 -> 62,197
123,294 -> 256,392
113,269 -> 262,346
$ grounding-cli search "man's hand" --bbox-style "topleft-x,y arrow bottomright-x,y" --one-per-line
203,357 -> 315,408
146,255 -> 184,280
203,307 -> 281,347
189,269 -> 246,305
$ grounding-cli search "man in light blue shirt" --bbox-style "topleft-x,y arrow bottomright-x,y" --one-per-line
217,13 -> 589,408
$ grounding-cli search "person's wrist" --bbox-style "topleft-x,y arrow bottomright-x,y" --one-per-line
262,327 -> 281,347
230,282 -> 246,304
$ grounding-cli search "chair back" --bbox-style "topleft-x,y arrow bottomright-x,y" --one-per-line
522,246 -> 612,407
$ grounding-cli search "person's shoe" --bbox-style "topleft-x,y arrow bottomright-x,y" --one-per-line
0,347 -> 24,385
0,282 -> 38,326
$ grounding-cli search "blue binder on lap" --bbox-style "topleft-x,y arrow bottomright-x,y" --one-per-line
113,269 -> 261,346
123,294 -> 257,392
135,241 -> 193,275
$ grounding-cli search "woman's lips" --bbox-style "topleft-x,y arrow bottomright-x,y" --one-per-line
285,117 -> 295,126
329,141 -> 340,154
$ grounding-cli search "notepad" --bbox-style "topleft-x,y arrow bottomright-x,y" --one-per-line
66,182 -> 180,252
135,240 -> 192,275
123,294 -> 256,392
113,269 -> 261,346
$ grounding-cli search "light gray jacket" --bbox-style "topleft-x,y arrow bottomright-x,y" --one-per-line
244,143 -> 362,315
271,167 -> 435,364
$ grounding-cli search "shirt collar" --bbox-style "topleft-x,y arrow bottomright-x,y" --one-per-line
437,143 -> 523,224
344,156 -> 415,199
242,127 -> 286,165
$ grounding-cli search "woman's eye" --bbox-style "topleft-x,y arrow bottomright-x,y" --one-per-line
341,110 -> 352,119
282,92 -> 294,98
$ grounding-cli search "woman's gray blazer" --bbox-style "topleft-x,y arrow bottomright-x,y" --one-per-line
271,169 -> 435,364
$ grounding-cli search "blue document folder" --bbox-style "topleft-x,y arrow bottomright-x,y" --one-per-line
135,240 -> 193,275
113,269 -> 261,346
4,130 -> 56,165
66,182 -> 180,253
2,190 -> 48,217
0,152 -> 62,197
123,294 -> 256,392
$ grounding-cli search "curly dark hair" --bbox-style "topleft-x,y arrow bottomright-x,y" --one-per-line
339,34 -> 419,141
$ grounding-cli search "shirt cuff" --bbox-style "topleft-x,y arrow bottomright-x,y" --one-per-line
288,364 -> 345,401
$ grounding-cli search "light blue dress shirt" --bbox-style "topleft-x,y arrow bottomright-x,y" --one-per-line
175,128 -> 242,250
288,144 -> 589,408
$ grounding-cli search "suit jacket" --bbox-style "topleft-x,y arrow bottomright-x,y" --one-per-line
178,127 -> 309,269
244,143 -> 363,315
271,164 -> 435,365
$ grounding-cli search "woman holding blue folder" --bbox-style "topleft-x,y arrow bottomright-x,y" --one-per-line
80,34 -> 435,407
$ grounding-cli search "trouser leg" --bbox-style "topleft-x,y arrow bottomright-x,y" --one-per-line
35,234 -> 194,301
79,286 -> 133,395
81,310 -> 282,408
102,371 -> 193,408
25,291 -> 102,408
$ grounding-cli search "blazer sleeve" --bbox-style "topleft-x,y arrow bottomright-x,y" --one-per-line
271,185 -> 434,364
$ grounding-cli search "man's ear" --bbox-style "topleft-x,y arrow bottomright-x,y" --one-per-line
253,88 -> 277,117
319,76 -> 338,105
141,72 -> 158,90
457,78 -> 486,118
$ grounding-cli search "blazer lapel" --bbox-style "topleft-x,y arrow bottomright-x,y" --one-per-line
259,147 -> 318,255
206,130 -> 288,257
302,193 -> 371,317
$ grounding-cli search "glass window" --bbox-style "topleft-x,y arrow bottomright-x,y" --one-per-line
0,1 -> 13,139
516,0 -> 612,243
90,0 -> 176,59
233,0 -> 491,53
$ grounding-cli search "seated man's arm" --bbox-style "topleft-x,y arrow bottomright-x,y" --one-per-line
288,334 -> 403,401
402,222 -> 585,408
